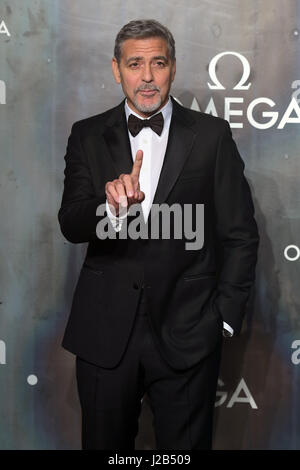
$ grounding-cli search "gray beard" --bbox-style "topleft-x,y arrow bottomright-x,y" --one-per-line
133,94 -> 162,114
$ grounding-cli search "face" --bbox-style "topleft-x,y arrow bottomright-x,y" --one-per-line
112,37 -> 176,117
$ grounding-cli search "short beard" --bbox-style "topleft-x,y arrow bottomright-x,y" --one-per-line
133,84 -> 162,115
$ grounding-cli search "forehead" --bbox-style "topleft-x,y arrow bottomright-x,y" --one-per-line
120,37 -> 169,60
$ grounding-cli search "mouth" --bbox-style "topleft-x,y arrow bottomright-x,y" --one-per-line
138,89 -> 158,97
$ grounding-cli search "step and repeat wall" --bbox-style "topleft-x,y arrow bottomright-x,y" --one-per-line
0,0 -> 300,450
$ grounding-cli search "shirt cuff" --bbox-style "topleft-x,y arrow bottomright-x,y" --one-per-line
105,200 -> 128,232
222,321 -> 234,337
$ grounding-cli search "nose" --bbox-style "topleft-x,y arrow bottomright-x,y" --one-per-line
142,63 -> 154,83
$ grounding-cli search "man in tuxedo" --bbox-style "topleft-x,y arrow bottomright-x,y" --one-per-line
58,19 -> 259,450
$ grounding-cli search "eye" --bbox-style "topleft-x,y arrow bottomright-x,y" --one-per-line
129,62 -> 139,68
154,61 -> 166,67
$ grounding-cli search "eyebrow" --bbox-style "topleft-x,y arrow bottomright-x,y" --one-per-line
125,55 -> 169,65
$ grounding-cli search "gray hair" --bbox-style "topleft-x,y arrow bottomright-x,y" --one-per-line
114,19 -> 176,64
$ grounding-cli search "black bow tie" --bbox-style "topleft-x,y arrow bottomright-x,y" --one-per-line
128,112 -> 164,137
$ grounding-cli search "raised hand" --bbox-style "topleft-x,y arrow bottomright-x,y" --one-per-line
105,150 -> 145,216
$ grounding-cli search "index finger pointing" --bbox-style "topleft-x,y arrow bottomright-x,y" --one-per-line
131,150 -> 143,180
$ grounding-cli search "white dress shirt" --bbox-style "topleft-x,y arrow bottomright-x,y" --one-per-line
106,97 -> 172,224
105,96 -> 233,337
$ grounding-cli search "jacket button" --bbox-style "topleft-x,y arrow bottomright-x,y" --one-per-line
133,283 -> 139,290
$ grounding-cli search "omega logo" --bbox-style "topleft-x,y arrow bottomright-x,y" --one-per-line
176,51 -> 300,129
207,51 -> 251,90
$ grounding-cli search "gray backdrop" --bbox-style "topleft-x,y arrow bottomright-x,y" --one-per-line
0,0 -> 300,449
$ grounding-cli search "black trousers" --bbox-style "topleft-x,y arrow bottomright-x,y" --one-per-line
75,288 -> 223,450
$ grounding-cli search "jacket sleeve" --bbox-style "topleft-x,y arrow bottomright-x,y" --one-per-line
58,122 -> 107,243
213,120 -> 259,334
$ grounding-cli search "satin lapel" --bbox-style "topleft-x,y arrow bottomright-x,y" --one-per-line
151,101 -> 196,207
102,102 -> 133,177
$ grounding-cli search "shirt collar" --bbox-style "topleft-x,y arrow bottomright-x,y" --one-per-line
125,96 -> 172,124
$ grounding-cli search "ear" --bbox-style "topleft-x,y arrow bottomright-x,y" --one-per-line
171,58 -> 176,82
112,57 -> 121,84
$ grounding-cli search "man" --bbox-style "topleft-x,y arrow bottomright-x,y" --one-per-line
58,19 -> 259,450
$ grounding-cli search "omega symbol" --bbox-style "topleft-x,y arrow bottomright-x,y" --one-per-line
207,51 -> 251,90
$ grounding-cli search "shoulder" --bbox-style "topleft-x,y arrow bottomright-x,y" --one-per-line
171,97 -> 230,136
69,100 -> 125,135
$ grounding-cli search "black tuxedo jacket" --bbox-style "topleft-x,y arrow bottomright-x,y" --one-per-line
58,97 -> 259,370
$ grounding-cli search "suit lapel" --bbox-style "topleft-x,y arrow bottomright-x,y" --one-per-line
102,100 -> 133,177
151,98 -> 196,207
